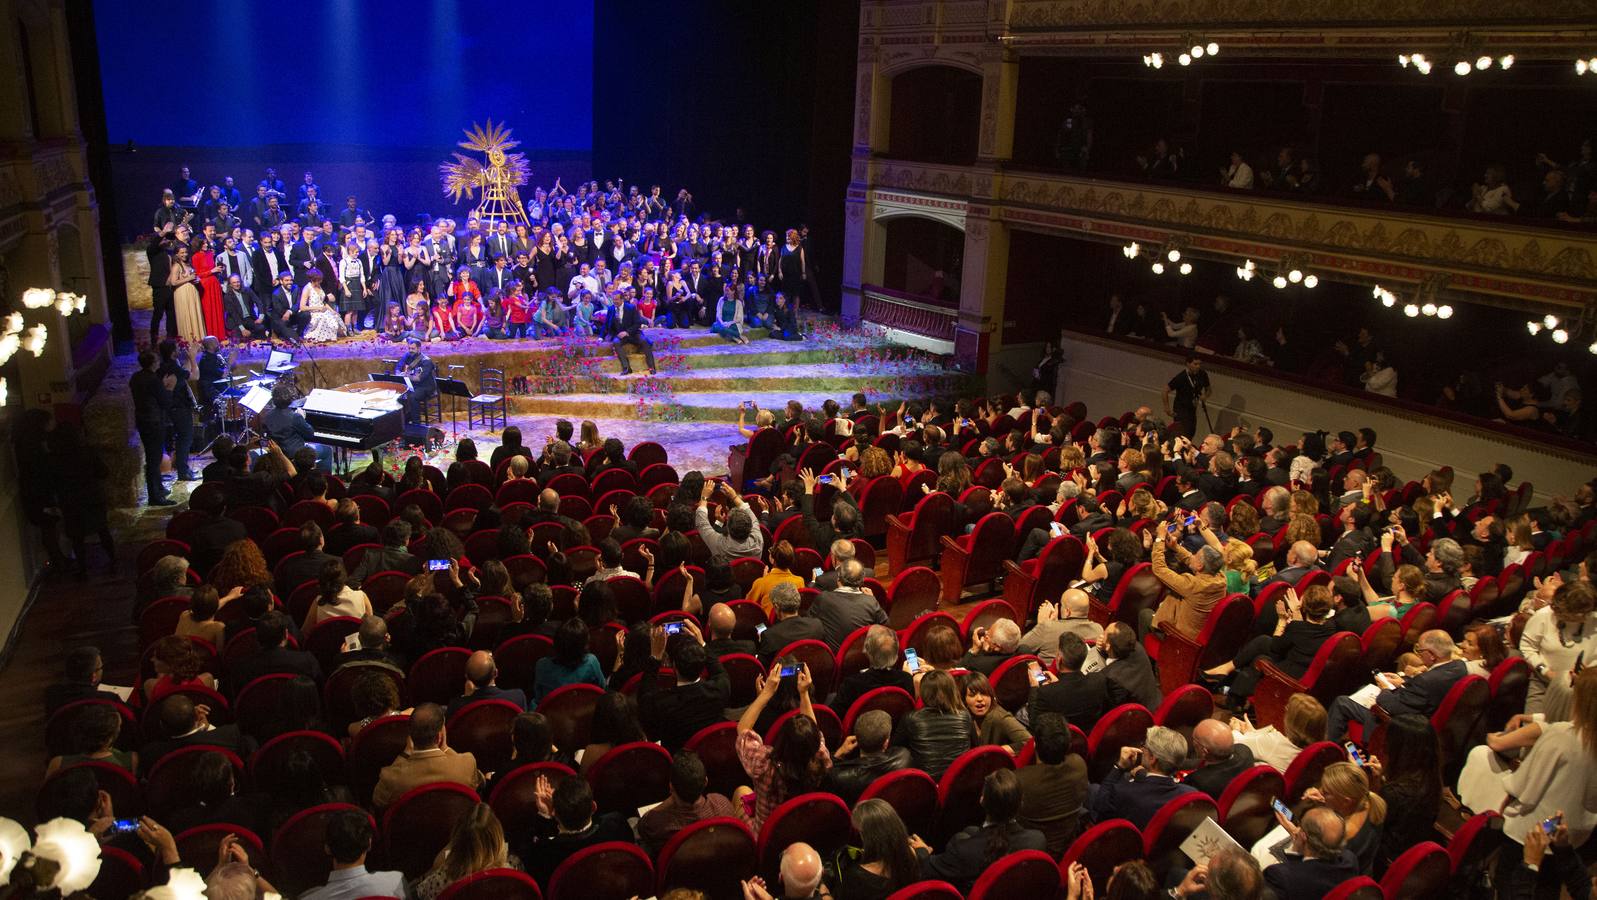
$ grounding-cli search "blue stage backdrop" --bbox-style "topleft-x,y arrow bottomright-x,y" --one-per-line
95,0 -> 594,238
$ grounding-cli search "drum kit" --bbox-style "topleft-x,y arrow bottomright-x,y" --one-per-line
206,348 -> 301,444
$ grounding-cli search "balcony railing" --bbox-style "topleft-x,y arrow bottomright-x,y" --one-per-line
861,286 -> 959,341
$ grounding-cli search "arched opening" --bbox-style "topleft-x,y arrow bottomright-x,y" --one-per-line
887,65 -> 981,165
880,216 -> 963,304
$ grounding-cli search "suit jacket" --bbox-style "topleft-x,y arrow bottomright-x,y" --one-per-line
806,589 -> 888,650
250,245 -> 281,295
1028,670 -> 1109,732
228,646 -> 322,692
832,667 -> 917,717
188,514 -> 249,576
349,546 -> 423,585
276,549 -> 339,598
1180,744 -> 1256,798
288,241 -> 316,283
1264,850 -> 1361,899
1104,647 -> 1163,710
139,724 -> 253,776
1150,542 -> 1226,638
219,250 -> 252,287
1089,768 -> 1196,829
445,684 -> 528,718
400,351 -> 438,399
1375,659 -> 1467,718
757,615 -> 828,664
1326,529 -> 1376,569
919,822 -> 1048,893
822,747 -> 914,807
326,523 -> 380,558
1175,490 -> 1208,511
372,747 -> 484,809
637,655 -> 731,751
222,286 -> 262,333
267,285 -> 298,318
605,302 -> 646,340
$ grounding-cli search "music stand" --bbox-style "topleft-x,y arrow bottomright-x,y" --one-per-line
437,378 -> 472,440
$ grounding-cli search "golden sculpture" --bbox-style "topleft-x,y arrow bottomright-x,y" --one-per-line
438,120 -> 531,225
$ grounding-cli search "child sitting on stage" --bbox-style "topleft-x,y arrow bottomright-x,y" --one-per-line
535,289 -> 569,337
427,296 -> 457,341
453,287 -> 485,338
381,301 -> 408,342
568,289 -> 596,337
482,289 -> 508,339
504,280 -> 532,338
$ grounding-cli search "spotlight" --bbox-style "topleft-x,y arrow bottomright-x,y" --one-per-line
1150,53 -> 1163,69
0,377 -> 7,407
1554,328 -> 1570,344
1545,314 -> 1560,329
1527,321 -> 1543,335
1143,54 -> 1153,67
1589,341 -> 1597,355
1287,269 -> 1303,284
1179,262 -> 1192,275
1191,45 -> 1205,59
0,334 -> 16,365
1398,54 -> 1411,68
1123,242 -> 1141,259
1437,305 -> 1453,319
1422,302 -> 1437,316
1179,53 -> 1192,66
1151,262 -> 1165,275
1167,248 -> 1181,263
1416,59 -> 1433,74
1206,42 -> 1219,56
1272,275 -> 1288,289
1381,292 -> 1396,308
1303,274 -> 1319,289
1454,60 -> 1472,76
22,324 -> 47,357
1476,55 -> 1492,70
1373,285 -> 1385,299
1499,54 -> 1514,69
1404,304 -> 1420,317
1236,265 -> 1254,282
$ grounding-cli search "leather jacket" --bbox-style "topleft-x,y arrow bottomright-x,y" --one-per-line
893,708 -> 975,780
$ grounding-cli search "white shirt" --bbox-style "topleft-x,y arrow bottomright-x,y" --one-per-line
1223,161 -> 1255,190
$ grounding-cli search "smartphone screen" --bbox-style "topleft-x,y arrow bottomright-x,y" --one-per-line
840,468 -> 850,481
1032,668 -> 1048,684
1344,742 -> 1364,766
904,647 -> 921,673
663,622 -> 683,635
1271,798 -> 1293,822
1543,815 -> 1561,835
112,818 -> 140,834
428,558 -> 451,571
817,474 -> 833,485
1184,515 -> 1197,527
780,664 -> 798,677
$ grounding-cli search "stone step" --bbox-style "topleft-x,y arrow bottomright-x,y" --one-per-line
513,362 -> 966,396
503,387 -> 932,422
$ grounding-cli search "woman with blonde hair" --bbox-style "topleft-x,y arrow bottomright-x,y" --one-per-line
1253,760 -> 1385,872
578,420 -> 603,454
1057,444 -> 1086,473
1220,540 -> 1258,595
1503,514 -> 1536,567
1233,692 -> 1326,771
1121,487 -> 1164,523
409,803 -> 522,899
1352,560 -> 1427,621
856,446 -> 893,482
736,405 -> 776,440
1288,490 -> 1319,517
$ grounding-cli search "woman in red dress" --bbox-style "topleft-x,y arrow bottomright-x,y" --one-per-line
191,243 -> 225,338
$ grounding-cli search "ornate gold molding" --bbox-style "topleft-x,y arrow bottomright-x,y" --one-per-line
1005,0 -> 1597,29
866,160 -> 1597,309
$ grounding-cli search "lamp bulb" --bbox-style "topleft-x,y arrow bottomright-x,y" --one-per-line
1454,60 -> 1472,76
1272,275 -> 1288,289
1179,262 -> 1192,275
1422,302 -> 1437,316
1206,42 -> 1219,56
1499,54 -> 1514,69
1167,249 -> 1181,263
1403,304 -> 1420,317
1151,262 -> 1165,275
1527,321 -> 1543,335
1303,274 -> 1319,289
1381,292 -> 1396,308
1437,305 -> 1453,319
1178,53 -> 1192,66
1553,328 -> 1570,344
1287,269 -> 1303,283
1545,314 -> 1560,329
1476,55 -> 1492,70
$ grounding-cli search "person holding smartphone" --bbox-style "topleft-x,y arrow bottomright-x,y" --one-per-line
1149,518 -> 1226,639
734,657 -> 829,831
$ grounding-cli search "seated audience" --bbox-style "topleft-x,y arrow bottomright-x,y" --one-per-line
893,670 -> 974,779
446,649 -> 529,716
638,749 -> 737,857
1015,712 -> 1089,856
912,769 -> 1045,893
300,808 -> 407,900
372,703 -> 485,809
1089,725 -> 1195,829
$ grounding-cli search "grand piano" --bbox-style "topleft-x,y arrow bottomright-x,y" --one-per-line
299,381 -> 406,469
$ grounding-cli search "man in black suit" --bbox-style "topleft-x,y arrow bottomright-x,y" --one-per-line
798,469 -> 862,551
275,521 -> 339,599
397,336 -> 438,425
445,650 -> 528,717
139,693 -> 254,776
156,340 -> 198,482
822,709 -> 912,806
333,618 -> 408,671
130,350 -> 175,506
701,603 -> 757,659
326,499 -> 380,557
1088,725 -> 1196,829
1325,502 -> 1377,569
196,336 -> 229,409
958,617 -> 1022,676
185,487 -> 248,577
1255,540 -> 1322,593
44,646 -> 124,715
757,583 -> 827,664
348,521 -> 422,585
147,229 -> 178,342
605,293 -> 657,375
518,777 -> 636,887
1327,630 -> 1466,740
1262,807 -> 1361,898
1028,632 -> 1109,730
227,610 -> 322,690
251,229 -> 288,296
1101,622 -> 1162,709
806,560 -> 889,650
638,620 -> 731,751
1180,719 -> 1256,798
1172,470 -> 1208,512
536,444 -> 584,484
831,625 -> 915,714
220,275 -> 268,344
266,270 -> 308,342
288,231 -> 317,290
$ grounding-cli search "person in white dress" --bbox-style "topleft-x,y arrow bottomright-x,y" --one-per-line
299,268 -> 344,343
1519,580 -> 1597,721
302,559 -> 373,631
1232,693 -> 1326,772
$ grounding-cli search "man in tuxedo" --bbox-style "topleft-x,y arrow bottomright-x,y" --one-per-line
221,275 -> 268,343
251,229 -> 284,295
146,228 -> 177,341
679,260 -> 710,327
605,292 -> 658,375
1327,630 -> 1466,740
482,254 -> 511,298
266,270 -> 308,342
397,336 -> 438,424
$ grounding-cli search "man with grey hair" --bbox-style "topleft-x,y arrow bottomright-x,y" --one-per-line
1150,522 -> 1226,638
205,838 -> 279,899
149,554 -> 196,601
1175,847 -> 1266,900
832,624 -> 914,713
1018,588 -> 1104,668
1375,532 -> 1464,598
959,617 -> 1022,676
1256,540 -> 1321,593
822,708 -> 912,805
1259,805 -> 1357,896
1090,725 -> 1196,829
696,480 -> 764,566
1326,629 -> 1466,740
813,537 -> 856,591
806,558 -> 887,650
757,581 -> 825,664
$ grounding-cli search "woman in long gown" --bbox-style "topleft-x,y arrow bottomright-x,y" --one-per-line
376,242 -> 408,332
299,269 -> 344,343
192,241 -> 225,338
170,245 -> 204,344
